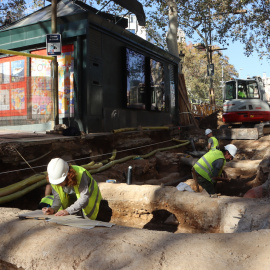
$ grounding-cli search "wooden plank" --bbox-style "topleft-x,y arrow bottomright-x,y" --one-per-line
178,74 -> 199,128
215,128 -> 259,140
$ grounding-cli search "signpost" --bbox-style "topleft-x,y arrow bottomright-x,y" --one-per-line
207,64 -> 214,76
46,34 -> 61,56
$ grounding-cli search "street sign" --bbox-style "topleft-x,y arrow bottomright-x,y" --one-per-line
46,34 -> 62,56
207,64 -> 214,76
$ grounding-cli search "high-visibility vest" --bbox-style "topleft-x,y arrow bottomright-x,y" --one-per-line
238,91 -> 246,98
193,150 -> 225,183
51,165 -> 102,220
40,195 -> 54,206
209,136 -> 219,151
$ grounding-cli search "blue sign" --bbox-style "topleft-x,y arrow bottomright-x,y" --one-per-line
46,34 -> 62,56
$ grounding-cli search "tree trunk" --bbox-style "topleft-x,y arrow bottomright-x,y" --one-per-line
166,0 -> 179,71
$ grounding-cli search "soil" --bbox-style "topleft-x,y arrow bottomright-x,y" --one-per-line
2,111 -> 270,269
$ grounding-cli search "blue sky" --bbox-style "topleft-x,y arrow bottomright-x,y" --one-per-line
221,40 -> 270,79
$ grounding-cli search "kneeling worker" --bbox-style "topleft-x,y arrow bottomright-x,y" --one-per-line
42,158 -> 102,220
38,184 -> 53,209
192,144 -> 237,195
205,128 -> 219,151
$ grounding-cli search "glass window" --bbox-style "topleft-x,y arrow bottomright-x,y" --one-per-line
126,48 -> 145,109
225,81 -> 236,100
169,64 -> 175,111
150,59 -> 165,111
246,81 -> 259,99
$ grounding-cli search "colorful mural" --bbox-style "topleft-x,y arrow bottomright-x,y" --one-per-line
11,60 -> 25,83
58,45 -> 74,116
0,89 -> 10,111
31,50 -> 53,116
0,56 -> 27,116
0,62 -> 10,84
11,88 -> 25,110
0,45 -> 74,118
31,45 -> 74,117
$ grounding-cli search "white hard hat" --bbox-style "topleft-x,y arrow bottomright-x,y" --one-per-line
205,129 -> 212,135
224,144 -> 237,157
47,158 -> 69,185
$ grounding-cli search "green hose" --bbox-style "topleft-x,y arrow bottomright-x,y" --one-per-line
0,139 -> 190,204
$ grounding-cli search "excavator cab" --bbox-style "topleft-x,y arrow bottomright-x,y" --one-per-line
223,77 -> 270,125
224,79 -> 260,101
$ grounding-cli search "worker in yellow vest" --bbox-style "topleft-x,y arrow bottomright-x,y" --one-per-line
38,184 -> 53,209
205,128 -> 219,151
42,158 -> 102,220
192,144 -> 237,195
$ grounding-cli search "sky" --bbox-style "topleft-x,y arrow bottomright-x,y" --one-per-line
221,41 -> 270,79
24,0 -> 270,80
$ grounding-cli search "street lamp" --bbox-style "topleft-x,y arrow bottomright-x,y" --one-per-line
239,68 -> 243,79
179,50 -> 185,74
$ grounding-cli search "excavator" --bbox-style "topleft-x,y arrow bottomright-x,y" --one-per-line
219,76 -> 270,139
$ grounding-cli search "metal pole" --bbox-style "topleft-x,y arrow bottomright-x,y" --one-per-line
51,0 -> 59,125
209,19 -> 215,106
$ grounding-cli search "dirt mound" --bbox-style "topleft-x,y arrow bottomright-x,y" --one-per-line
198,110 -> 224,130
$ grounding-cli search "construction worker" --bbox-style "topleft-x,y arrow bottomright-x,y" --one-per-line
205,128 -> 219,151
238,86 -> 247,98
42,158 -> 102,220
192,144 -> 237,195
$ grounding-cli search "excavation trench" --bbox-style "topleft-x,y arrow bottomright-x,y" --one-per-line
1,147 -> 267,235
1,130 -> 270,235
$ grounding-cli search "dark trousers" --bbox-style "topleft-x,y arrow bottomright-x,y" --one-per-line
197,174 -> 216,195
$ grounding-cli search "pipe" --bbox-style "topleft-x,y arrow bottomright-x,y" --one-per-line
0,173 -> 47,197
113,126 -> 170,133
0,140 -> 190,202
0,179 -> 47,204
0,49 -> 54,60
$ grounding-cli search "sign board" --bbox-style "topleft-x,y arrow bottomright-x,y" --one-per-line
207,64 -> 214,76
46,34 -> 62,56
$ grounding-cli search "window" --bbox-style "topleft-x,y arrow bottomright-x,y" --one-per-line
126,48 -> 171,112
225,81 -> 236,100
246,81 -> 259,99
225,80 -> 260,100
150,59 -> 165,111
126,48 -> 145,109
169,64 -> 175,111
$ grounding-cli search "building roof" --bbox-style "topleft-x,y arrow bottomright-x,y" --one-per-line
0,0 -> 128,31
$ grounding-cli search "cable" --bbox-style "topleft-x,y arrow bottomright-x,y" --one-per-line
0,139 -> 174,175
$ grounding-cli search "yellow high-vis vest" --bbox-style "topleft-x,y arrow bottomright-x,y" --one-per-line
193,150 -> 225,183
40,195 -> 54,206
51,165 -> 102,220
210,136 -> 219,151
